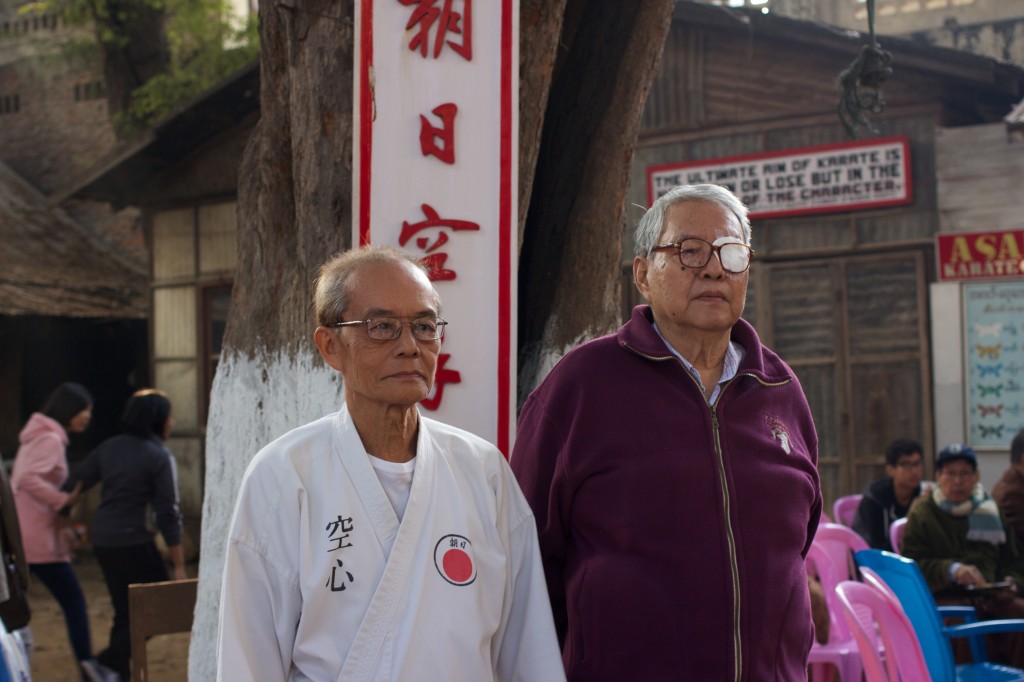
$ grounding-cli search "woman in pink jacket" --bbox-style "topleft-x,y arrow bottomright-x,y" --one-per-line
11,382 -> 115,682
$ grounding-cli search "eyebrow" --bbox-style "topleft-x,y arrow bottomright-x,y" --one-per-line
360,307 -> 438,318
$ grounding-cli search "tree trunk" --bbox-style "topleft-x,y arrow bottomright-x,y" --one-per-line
188,0 -> 355,677
101,1 -> 168,118
189,1 -> 674,676
517,0 -> 675,400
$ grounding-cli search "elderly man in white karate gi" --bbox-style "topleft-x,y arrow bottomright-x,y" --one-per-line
216,245 -> 565,682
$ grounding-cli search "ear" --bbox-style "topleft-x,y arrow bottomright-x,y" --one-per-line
633,255 -> 652,301
314,326 -> 346,373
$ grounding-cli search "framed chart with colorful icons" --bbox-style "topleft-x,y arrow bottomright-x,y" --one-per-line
964,281 -> 1024,448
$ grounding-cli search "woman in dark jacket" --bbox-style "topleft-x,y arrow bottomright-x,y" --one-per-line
66,389 -> 186,680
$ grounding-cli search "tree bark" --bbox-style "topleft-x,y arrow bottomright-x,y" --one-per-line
100,1 -> 168,118
517,0 -> 676,400
189,1 -> 355,678
190,1 -> 675,677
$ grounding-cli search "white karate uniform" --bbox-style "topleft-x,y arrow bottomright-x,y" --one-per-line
216,407 -> 565,682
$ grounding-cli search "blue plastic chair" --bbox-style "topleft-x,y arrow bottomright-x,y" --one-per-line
856,549 -> 1024,682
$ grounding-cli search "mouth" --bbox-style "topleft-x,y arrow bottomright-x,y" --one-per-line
696,291 -> 728,301
388,371 -> 425,380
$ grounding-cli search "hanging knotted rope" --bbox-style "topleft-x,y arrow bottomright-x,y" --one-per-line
837,0 -> 893,137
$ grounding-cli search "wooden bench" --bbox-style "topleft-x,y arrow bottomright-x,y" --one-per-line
128,578 -> 198,681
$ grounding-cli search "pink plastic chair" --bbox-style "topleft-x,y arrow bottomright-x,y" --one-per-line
835,579 -> 932,681
858,565 -> 899,604
889,517 -> 907,554
806,543 -> 864,682
832,494 -> 863,527
815,523 -> 870,582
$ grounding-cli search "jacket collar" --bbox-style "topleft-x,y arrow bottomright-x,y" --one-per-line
617,304 -> 768,376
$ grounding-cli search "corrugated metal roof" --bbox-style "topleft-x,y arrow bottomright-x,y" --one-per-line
0,162 -> 148,318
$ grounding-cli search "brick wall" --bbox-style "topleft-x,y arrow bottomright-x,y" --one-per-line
1,5 -> 144,266
0,16 -> 117,193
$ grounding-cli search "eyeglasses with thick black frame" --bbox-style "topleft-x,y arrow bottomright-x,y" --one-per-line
650,237 -> 754,274
330,316 -> 448,341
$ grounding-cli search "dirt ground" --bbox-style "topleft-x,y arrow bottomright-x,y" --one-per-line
23,551 -> 193,682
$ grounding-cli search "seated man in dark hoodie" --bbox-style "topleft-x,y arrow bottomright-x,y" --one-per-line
852,438 -> 925,551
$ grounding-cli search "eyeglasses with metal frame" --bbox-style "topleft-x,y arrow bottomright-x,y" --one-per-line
330,316 -> 448,341
650,237 -> 754,274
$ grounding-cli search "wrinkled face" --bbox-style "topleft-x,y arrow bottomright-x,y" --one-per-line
886,451 -> 924,492
316,261 -> 440,413
67,407 -> 92,434
633,200 -> 748,337
937,459 -> 979,505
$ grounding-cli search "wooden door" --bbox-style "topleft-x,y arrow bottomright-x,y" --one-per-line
747,250 -> 933,510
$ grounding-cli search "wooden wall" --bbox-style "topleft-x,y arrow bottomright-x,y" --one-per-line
936,124 -> 1024,232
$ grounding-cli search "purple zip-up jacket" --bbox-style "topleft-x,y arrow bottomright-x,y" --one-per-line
512,305 -> 821,681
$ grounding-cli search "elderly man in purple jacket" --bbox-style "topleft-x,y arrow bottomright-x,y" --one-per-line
512,183 -> 822,681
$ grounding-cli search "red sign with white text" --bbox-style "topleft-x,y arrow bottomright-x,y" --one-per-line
937,229 -> 1024,281
353,0 -> 518,454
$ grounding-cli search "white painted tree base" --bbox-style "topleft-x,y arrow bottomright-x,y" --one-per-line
189,349 -> 343,681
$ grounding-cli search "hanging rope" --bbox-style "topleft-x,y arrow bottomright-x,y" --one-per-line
837,0 -> 893,138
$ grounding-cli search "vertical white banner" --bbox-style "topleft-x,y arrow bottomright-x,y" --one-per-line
353,0 -> 518,454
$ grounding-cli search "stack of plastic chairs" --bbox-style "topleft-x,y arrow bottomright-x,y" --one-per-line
856,549 -> 1024,681
807,541 -> 863,682
835,579 -> 932,681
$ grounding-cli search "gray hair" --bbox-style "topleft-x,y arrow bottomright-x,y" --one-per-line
313,245 -> 440,327
634,184 -> 752,257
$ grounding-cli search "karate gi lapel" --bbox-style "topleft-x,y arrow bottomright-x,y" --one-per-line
337,411 -> 437,682
334,409 -> 401,558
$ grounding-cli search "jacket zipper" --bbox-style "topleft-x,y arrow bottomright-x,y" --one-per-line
625,343 -> 795,680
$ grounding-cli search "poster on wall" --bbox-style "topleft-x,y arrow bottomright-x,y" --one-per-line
646,137 -> 912,220
964,281 -> 1024,448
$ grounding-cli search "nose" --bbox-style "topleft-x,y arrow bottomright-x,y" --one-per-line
393,324 -> 421,355
699,251 -> 727,278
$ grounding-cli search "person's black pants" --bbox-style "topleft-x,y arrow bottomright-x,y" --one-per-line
29,562 -> 92,663
92,542 -> 168,677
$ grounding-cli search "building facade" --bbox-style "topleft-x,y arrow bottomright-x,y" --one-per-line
628,2 -> 1024,508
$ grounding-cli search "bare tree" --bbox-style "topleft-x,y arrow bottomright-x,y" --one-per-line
189,1 -> 674,677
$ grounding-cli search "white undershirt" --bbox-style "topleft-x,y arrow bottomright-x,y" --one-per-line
368,454 -> 417,521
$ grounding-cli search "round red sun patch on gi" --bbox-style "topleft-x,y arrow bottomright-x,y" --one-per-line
434,534 -> 477,586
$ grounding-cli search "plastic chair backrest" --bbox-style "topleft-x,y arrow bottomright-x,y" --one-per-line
806,542 -> 855,643
858,565 -> 900,606
833,494 -> 863,527
816,523 -> 869,581
889,517 -> 907,554
836,580 -> 932,682
855,549 -> 956,682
